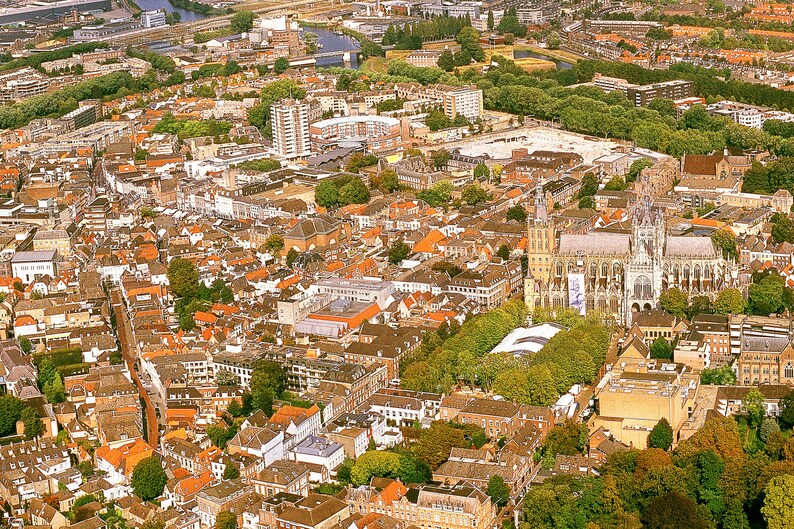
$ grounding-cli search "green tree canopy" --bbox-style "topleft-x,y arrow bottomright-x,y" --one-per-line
250,360 -> 287,415
230,11 -> 256,33
131,457 -> 167,501
649,336 -> 672,360
505,205 -> 528,223
743,388 -> 765,427
273,57 -> 290,74
216,510 -> 238,529
485,475 -> 510,507
167,258 -> 200,299
648,418 -> 673,450
659,288 -> 688,319
713,288 -> 745,315
388,239 -> 412,265
762,474 -> 794,529
462,184 -> 491,205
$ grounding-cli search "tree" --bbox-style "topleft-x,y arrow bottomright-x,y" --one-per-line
462,184 -> 491,205
473,163 -> 489,179
714,288 -> 744,315
262,234 -> 284,255
701,365 -> 737,385
649,336 -> 672,360
642,491 -> 709,529
388,239 -> 411,265
578,196 -> 595,209
761,418 -> 781,442
250,360 -> 287,415
131,457 -> 167,501
216,369 -> 239,387
579,173 -> 599,197
547,31 -> 561,50
437,50 -> 455,72
748,275 -> 788,315
496,245 -> 510,260
378,168 -> 400,193
216,511 -> 238,529
286,248 -> 299,268
410,421 -> 467,469
338,178 -> 371,205
37,357 -> 58,389
315,180 -> 339,208
603,175 -> 627,191
273,57 -> 289,74
19,336 -> 32,354
743,388 -> 766,427
771,213 -> 794,244
345,153 -> 378,174
487,9 -> 495,31
223,462 -> 240,480
648,418 -> 673,450
780,391 -> 794,429
350,450 -> 429,485
485,475 -> 510,507
230,11 -> 256,33
21,407 -> 42,439
762,474 -> 794,529
431,149 -> 450,170
0,394 -> 24,436
168,258 -> 199,299
359,39 -> 385,60
659,288 -> 688,318
712,229 -> 739,260
43,376 -> 65,404
505,205 -> 527,223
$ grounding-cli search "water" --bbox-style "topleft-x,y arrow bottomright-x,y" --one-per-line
300,25 -> 361,69
135,0 -> 209,23
514,49 -> 573,70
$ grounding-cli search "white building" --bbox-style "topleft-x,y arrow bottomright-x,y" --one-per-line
141,10 -> 166,28
11,250 -> 57,284
271,99 -> 320,158
291,435 -> 345,481
443,86 -> 483,122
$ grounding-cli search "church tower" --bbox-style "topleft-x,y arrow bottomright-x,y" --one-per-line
527,185 -> 555,282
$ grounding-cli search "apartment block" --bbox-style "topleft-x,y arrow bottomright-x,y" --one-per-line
443,86 -> 484,122
271,99 -> 321,158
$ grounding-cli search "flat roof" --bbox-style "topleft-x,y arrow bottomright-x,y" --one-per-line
11,250 -> 56,262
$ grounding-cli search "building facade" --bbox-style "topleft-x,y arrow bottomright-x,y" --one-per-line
525,199 -> 736,324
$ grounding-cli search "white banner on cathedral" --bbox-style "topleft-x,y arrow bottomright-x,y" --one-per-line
568,273 -> 586,316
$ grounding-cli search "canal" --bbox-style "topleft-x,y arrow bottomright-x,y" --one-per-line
135,0 -> 209,23
300,25 -> 361,69
514,49 -> 573,70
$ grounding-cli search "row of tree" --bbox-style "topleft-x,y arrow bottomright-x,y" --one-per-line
400,299 -> 529,392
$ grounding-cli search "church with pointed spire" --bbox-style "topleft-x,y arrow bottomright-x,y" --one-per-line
524,196 -> 737,325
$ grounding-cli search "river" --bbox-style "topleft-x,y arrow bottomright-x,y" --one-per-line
514,49 -> 573,70
300,25 -> 361,69
135,0 -> 209,23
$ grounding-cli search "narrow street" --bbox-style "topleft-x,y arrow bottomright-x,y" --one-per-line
111,288 -> 159,447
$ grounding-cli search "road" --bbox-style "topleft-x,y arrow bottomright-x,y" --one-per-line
111,288 -> 159,447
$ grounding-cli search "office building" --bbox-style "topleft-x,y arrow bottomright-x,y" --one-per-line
627,80 -> 695,107
443,86 -> 484,122
141,10 -> 166,28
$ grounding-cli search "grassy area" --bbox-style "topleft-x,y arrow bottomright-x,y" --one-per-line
387,43 -> 555,73
360,56 -> 389,75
